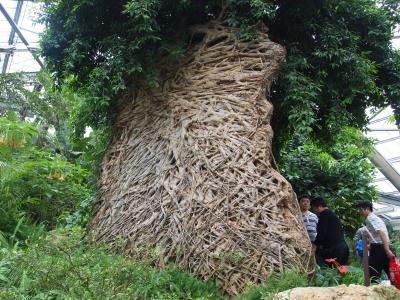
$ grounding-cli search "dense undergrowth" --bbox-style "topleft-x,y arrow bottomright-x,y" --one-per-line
0,229 -> 225,300
0,227 -> 376,300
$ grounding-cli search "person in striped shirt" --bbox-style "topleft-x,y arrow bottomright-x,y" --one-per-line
298,195 -> 318,242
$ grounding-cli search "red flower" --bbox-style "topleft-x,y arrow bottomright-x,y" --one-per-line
338,265 -> 348,274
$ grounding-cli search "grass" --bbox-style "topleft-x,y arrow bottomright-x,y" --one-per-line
0,228 -> 381,300
0,228 -> 224,300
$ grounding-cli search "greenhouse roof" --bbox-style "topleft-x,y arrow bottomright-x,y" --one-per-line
367,105 -> 400,227
367,107 -> 400,198
0,0 -> 43,73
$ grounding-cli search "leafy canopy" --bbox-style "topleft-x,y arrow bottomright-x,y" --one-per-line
39,0 -> 400,234
40,0 -> 400,137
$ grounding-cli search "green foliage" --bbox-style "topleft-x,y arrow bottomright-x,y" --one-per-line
0,70 -> 110,242
268,2 -> 399,224
314,265 -> 364,287
40,0 -> 400,135
236,270 -> 308,300
0,227 -> 373,300
0,71 -> 108,231
0,73 -> 36,120
0,117 -> 89,236
270,0 -> 400,143
0,228 -> 225,300
0,72 -> 85,159
280,128 -> 377,234
0,114 -> 37,150
64,195 -> 94,229
6,150 -> 89,226
0,72 -> 68,127
226,0 -> 277,39
39,2 -> 400,232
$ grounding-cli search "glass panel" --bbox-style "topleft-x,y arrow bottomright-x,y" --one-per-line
0,0 -> 43,73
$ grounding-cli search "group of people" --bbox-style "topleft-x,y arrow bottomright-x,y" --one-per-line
298,195 -> 394,281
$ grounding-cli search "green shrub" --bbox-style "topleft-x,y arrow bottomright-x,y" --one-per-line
5,150 -> 89,227
236,270 -> 308,300
0,228 -> 225,300
314,265 -> 364,287
0,228 -> 372,299
0,117 -> 90,234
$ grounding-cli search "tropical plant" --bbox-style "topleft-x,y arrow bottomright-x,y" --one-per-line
0,116 -> 89,237
0,72 -> 85,159
314,265 -> 364,287
0,228 -> 225,300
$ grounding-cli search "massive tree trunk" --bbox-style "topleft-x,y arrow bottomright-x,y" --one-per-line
88,22 -> 313,295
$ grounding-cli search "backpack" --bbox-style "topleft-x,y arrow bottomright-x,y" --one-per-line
356,239 -> 363,257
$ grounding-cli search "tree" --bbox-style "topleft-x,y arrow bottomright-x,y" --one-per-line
39,0 -> 400,294
39,0 -> 400,135
39,0 -> 400,217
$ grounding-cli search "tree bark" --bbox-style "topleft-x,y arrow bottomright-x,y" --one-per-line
88,21 -> 313,296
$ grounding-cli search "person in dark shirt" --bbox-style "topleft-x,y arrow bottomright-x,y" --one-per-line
311,196 -> 349,266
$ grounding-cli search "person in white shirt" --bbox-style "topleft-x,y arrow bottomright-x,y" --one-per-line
356,201 -> 394,281
298,195 -> 318,242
